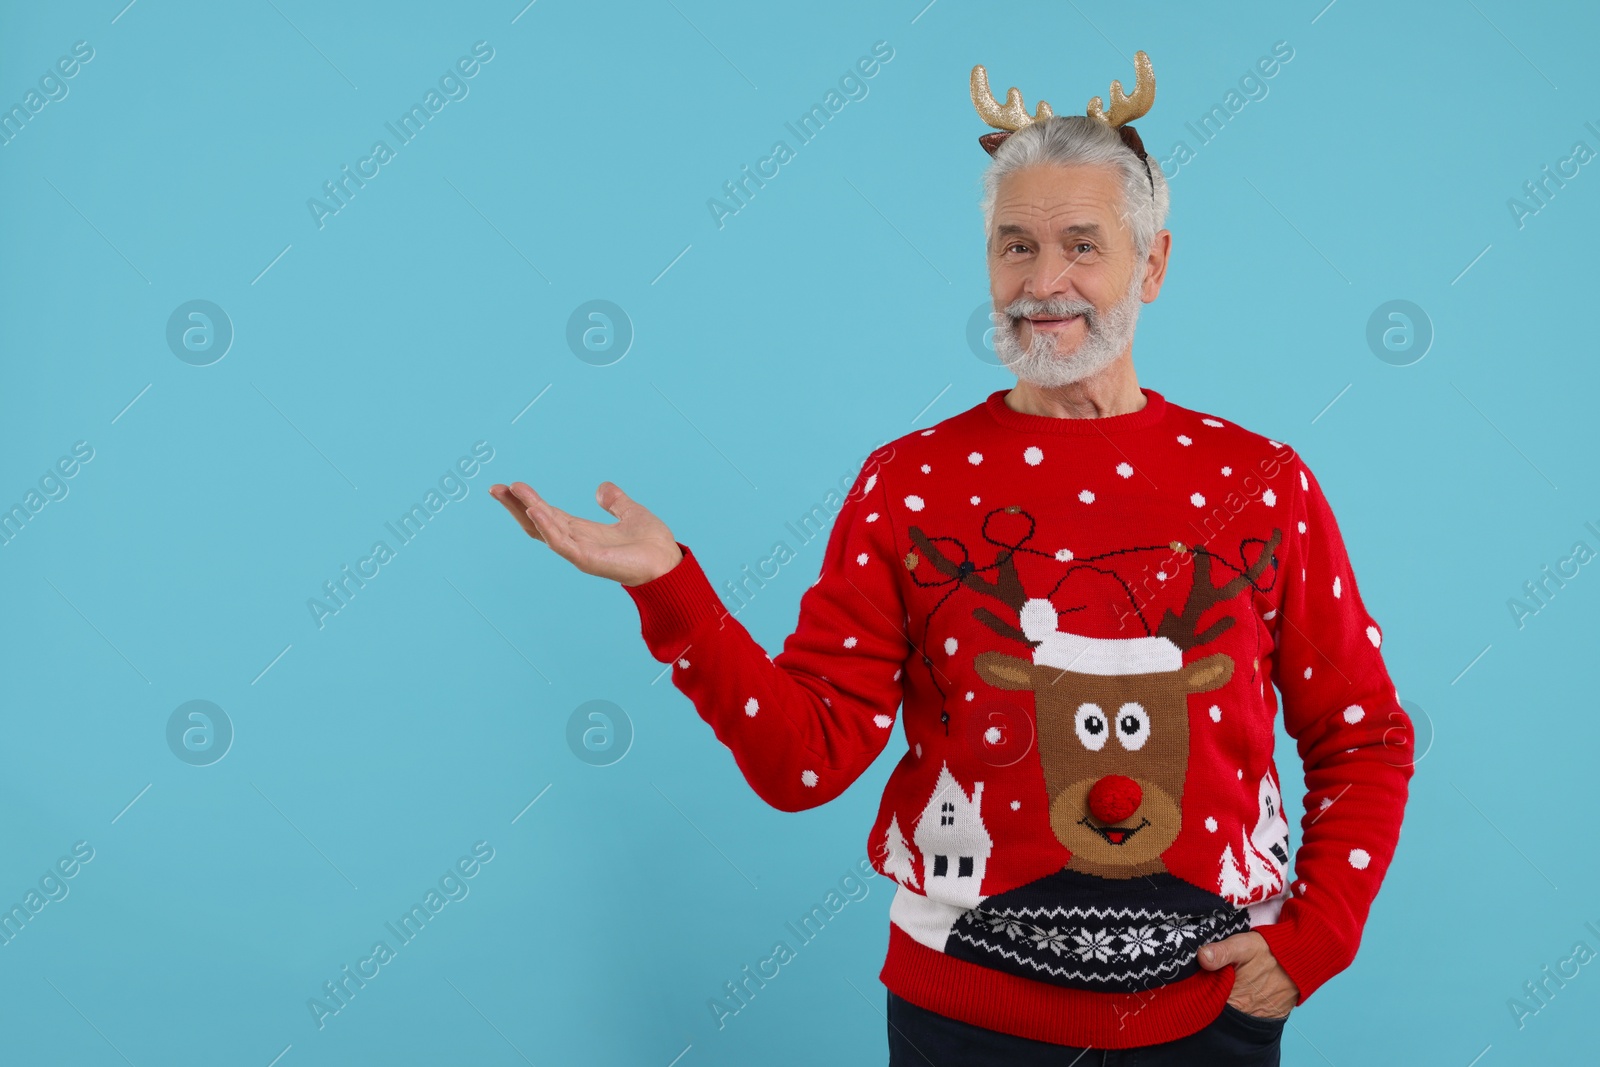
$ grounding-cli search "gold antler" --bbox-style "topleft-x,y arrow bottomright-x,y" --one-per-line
1086,50 -> 1155,127
970,65 -> 1054,132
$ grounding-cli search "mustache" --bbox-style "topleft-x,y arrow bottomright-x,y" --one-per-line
1004,296 -> 1098,324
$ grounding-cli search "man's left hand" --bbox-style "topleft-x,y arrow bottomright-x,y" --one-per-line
1198,931 -> 1299,1019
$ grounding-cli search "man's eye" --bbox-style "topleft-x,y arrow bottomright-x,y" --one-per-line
1072,242 -> 1095,255
1007,243 -> 1030,254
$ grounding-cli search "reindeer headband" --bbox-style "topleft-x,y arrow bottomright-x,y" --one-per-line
969,50 -> 1157,199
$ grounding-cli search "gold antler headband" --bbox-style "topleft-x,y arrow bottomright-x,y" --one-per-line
1085,50 -> 1155,128
970,51 -> 1158,196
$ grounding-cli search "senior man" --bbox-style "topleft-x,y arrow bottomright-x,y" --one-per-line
491,53 -> 1413,1066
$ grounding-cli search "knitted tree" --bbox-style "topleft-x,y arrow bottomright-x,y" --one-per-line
882,814 -> 920,888
1218,843 -> 1248,901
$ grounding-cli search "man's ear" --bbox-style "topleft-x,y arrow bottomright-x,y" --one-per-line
1142,229 -> 1172,301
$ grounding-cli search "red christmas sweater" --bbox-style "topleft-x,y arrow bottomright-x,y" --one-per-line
623,387 -> 1414,1048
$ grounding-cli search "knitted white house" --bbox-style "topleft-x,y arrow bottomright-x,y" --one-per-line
913,761 -> 993,908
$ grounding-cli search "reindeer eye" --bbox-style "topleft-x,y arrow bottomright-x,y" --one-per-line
1115,703 -> 1150,750
1075,703 -> 1108,751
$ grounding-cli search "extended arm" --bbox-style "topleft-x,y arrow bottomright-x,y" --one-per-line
621,451 -> 911,811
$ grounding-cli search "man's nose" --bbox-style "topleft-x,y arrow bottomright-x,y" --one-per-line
1024,246 -> 1078,300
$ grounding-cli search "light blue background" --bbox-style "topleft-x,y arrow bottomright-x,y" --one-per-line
1,1 -> 1595,1063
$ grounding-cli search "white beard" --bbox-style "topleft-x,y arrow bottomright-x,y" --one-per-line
991,272 -> 1145,389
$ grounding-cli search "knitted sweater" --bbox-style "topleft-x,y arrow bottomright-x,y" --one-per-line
623,387 -> 1414,1048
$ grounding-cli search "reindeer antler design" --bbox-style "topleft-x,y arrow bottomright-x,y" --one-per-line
1156,530 -> 1282,651
969,53 -> 1157,159
1086,50 -> 1155,128
969,66 -> 1055,132
907,524 -> 1032,645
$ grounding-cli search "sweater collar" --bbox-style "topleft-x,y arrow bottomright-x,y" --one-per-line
983,386 -> 1168,436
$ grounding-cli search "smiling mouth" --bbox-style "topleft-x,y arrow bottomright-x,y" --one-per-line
1026,314 -> 1082,330
1079,816 -> 1151,846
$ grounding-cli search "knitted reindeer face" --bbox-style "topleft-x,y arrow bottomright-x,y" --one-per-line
907,513 -> 1281,881
973,648 -> 1230,877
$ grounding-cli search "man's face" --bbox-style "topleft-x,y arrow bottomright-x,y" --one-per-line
987,163 -> 1165,385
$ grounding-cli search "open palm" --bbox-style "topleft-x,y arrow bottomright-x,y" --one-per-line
488,480 -> 682,587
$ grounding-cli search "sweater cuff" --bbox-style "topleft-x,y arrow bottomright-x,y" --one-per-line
1252,903 -> 1357,1004
620,543 -> 731,662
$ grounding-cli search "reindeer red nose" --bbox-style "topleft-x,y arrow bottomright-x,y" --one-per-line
1088,775 -> 1142,824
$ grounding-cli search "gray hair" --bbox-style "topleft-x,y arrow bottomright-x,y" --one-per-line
979,116 -> 1170,257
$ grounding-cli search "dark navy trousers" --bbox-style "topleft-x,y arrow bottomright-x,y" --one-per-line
886,989 -> 1285,1066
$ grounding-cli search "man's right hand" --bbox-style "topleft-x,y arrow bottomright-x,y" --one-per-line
488,480 -> 683,587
